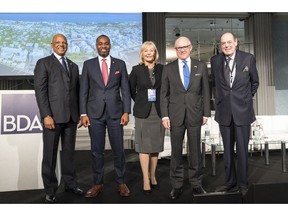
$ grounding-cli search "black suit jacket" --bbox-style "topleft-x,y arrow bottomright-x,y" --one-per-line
34,54 -> 80,123
129,64 -> 163,118
79,56 -> 131,119
160,58 -> 211,127
211,50 -> 259,126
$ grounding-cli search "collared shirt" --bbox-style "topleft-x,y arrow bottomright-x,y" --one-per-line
178,58 -> 191,86
80,55 -> 111,117
226,52 -> 236,87
98,55 -> 111,76
53,52 -> 67,66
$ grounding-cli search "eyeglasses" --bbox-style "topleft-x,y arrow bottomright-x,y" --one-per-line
175,44 -> 191,51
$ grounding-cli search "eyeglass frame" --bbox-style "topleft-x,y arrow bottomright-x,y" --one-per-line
175,44 -> 191,51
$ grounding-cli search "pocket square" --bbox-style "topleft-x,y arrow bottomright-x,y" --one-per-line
242,66 -> 249,72
114,71 -> 120,75
195,73 -> 201,76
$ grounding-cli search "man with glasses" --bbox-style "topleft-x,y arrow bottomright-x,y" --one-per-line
160,36 -> 211,200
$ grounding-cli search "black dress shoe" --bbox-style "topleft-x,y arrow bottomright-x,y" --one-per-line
169,188 -> 182,200
239,187 -> 248,196
45,195 -> 56,203
65,187 -> 84,195
215,185 -> 238,193
192,186 -> 207,195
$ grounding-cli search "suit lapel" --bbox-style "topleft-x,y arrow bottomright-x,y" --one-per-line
234,51 -> 244,83
93,57 -> 105,86
67,58 -> 73,77
172,60 -> 183,89
183,58 -> 198,90
51,54 -> 70,79
108,57 -> 117,85
142,65 -> 153,87
219,54 -> 230,87
188,58 -> 198,89
51,54 -> 63,72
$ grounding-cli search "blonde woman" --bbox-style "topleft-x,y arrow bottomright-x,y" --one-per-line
129,41 -> 165,194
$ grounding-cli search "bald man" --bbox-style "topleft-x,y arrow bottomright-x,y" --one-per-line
211,32 -> 259,196
34,34 -> 84,203
160,36 -> 211,200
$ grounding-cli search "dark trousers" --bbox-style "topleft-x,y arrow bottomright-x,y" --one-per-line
88,109 -> 126,185
219,122 -> 250,188
170,121 -> 202,189
42,122 -> 77,196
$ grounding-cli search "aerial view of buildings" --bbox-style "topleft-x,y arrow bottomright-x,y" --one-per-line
0,13 -> 142,76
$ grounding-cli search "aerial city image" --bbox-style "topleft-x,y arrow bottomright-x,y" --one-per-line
0,13 -> 142,76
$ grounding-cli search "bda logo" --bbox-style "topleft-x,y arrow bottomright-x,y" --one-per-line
1,93 -> 42,134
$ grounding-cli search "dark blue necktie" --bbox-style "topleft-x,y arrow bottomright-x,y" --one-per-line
183,60 -> 190,90
61,56 -> 69,76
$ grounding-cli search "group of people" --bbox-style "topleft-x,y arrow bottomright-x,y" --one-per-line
33,32 -> 259,203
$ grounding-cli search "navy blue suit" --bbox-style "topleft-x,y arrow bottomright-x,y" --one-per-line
211,50 -> 259,188
79,56 -> 131,184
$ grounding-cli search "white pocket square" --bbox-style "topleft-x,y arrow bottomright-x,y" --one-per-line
195,73 -> 201,76
242,66 -> 249,72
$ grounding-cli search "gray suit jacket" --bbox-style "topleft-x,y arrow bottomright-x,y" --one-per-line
160,58 -> 211,127
211,50 -> 259,126
34,54 -> 80,123
79,56 -> 131,119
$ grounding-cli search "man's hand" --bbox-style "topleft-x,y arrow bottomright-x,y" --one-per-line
162,118 -> 170,129
202,117 -> 208,125
120,113 -> 129,126
80,115 -> 91,128
44,115 -> 55,130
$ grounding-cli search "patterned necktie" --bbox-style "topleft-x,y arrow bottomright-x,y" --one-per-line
102,59 -> 108,86
61,56 -> 69,76
182,60 -> 190,90
224,57 -> 231,86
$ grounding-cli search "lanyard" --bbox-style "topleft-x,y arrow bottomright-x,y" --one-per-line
227,58 -> 236,73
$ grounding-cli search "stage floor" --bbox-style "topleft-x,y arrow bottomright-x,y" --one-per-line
1,149 -> 288,204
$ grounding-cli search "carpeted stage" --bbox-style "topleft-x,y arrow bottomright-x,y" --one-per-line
1,149 -> 288,204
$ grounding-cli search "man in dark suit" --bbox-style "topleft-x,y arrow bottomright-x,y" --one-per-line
34,34 -> 84,203
79,35 -> 131,197
160,36 -> 211,200
211,32 -> 259,196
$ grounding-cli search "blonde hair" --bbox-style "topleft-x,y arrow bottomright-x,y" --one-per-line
139,41 -> 159,64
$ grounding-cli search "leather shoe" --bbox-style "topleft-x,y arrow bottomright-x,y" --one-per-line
45,194 -> 56,203
85,184 -> 104,198
118,183 -> 131,197
192,186 -> 207,195
239,187 -> 248,196
169,188 -> 182,200
65,187 -> 84,195
215,185 -> 238,193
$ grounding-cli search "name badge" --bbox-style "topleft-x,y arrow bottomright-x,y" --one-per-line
148,89 -> 156,102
